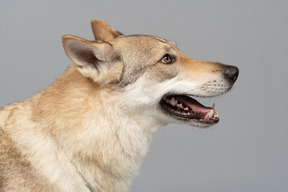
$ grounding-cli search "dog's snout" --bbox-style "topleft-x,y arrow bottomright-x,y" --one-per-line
224,66 -> 239,83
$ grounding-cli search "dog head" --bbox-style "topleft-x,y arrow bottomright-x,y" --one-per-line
62,20 -> 239,128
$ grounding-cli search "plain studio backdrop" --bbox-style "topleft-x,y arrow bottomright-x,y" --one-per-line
0,0 -> 287,191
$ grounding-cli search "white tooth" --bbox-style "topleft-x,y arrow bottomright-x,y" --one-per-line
177,103 -> 184,108
184,107 -> 189,111
207,109 -> 214,117
170,97 -> 178,106
214,112 -> 219,118
212,103 -> 216,110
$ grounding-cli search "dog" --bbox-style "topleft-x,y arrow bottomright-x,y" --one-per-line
0,19 -> 239,192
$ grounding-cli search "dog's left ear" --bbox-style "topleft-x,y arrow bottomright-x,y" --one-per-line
63,35 -> 123,84
91,19 -> 123,42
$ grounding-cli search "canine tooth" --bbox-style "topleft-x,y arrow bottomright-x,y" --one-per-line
212,103 -> 216,110
170,97 -> 178,106
177,103 -> 184,108
184,107 -> 189,111
207,109 -> 214,118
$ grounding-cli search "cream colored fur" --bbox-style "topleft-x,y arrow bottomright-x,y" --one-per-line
0,19 -> 238,192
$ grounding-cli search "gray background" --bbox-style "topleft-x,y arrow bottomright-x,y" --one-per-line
0,0 -> 287,191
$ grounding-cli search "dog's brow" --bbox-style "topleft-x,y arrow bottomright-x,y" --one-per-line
153,36 -> 178,49
152,36 -> 168,43
124,35 -> 177,48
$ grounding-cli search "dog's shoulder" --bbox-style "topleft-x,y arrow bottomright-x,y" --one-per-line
0,124 -> 60,192
0,103 -> 60,192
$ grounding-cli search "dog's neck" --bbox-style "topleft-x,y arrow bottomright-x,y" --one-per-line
31,65 -> 159,191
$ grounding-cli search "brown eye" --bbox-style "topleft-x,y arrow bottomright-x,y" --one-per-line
160,54 -> 174,64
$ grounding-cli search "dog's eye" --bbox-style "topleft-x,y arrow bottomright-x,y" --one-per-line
160,54 -> 174,64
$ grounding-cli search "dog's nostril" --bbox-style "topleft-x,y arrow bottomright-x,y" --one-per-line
224,66 -> 239,83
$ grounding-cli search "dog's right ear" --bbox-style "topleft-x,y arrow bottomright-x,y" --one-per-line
91,19 -> 123,42
62,35 -> 123,84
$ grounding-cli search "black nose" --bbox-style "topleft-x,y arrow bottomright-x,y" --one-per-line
224,66 -> 239,83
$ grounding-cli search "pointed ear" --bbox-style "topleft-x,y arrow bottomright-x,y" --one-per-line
62,35 -> 123,83
91,19 -> 122,42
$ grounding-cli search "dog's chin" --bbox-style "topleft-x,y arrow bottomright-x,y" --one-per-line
159,94 -> 219,128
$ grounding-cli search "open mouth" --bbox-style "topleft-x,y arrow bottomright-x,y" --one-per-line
159,95 -> 219,125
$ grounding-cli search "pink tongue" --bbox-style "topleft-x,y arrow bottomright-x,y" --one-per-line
175,95 -> 212,113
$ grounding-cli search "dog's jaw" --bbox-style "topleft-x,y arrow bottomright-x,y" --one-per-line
159,95 -> 219,127
156,77 -> 236,127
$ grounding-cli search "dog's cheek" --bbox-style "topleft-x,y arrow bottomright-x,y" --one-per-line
145,64 -> 179,83
118,66 -> 146,87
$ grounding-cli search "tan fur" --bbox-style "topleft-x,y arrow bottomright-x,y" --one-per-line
0,20 -> 238,192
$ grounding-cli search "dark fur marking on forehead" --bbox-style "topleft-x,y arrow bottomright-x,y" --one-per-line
118,35 -> 178,52
151,36 -> 178,49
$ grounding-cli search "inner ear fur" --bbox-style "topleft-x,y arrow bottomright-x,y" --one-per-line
62,35 -> 123,83
91,19 -> 123,42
